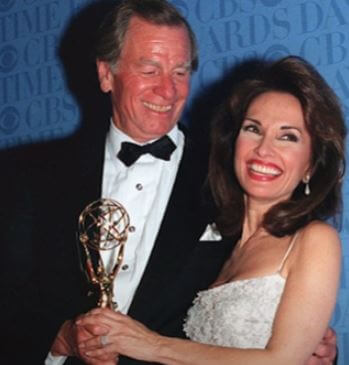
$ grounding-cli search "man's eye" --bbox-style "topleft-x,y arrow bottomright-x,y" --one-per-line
175,69 -> 188,77
142,69 -> 156,75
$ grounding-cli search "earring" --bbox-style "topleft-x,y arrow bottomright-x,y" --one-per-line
303,175 -> 310,196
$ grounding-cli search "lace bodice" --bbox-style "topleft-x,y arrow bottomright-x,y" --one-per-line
183,273 -> 285,348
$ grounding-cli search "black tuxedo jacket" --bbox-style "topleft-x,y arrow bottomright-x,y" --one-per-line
0,125 -> 233,365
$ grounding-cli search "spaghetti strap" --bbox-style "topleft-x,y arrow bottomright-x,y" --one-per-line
276,232 -> 299,273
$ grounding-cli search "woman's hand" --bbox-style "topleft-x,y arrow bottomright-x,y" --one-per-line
76,308 -> 161,363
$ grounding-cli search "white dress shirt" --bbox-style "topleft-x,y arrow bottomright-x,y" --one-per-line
45,122 -> 184,365
101,122 -> 184,312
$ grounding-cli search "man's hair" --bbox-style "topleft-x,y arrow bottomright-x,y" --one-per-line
95,0 -> 198,71
209,56 -> 346,238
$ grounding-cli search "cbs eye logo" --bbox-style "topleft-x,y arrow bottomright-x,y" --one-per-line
0,0 -> 15,12
0,45 -> 18,73
0,107 -> 20,135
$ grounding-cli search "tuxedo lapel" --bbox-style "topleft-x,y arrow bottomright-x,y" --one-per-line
66,130 -> 107,292
76,131 -> 106,209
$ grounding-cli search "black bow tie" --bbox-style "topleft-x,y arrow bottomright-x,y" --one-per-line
117,135 -> 176,167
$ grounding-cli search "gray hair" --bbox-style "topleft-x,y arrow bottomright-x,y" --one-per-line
95,0 -> 198,71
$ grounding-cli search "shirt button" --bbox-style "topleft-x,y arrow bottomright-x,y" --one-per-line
136,183 -> 143,191
122,264 -> 129,271
129,225 -> 136,232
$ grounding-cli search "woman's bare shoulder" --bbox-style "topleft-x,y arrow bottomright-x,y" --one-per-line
294,220 -> 341,265
300,221 -> 340,244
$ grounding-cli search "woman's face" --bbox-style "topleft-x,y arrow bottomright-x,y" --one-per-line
234,91 -> 312,206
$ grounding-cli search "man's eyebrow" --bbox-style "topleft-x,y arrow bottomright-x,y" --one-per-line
139,58 -> 159,66
177,61 -> 191,70
138,58 -> 191,70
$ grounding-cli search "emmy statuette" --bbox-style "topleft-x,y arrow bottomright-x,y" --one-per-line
78,198 -> 130,309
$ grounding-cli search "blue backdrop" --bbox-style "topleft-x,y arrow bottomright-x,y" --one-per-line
1,0 -> 348,362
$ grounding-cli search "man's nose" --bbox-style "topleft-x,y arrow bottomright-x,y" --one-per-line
154,75 -> 176,100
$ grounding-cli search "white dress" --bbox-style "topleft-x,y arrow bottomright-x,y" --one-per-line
184,235 -> 297,349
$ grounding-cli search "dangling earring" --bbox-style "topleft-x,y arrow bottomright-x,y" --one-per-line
303,175 -> 310,196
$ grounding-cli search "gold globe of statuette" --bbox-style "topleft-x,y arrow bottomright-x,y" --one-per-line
78,198 -> 130,308
78,198 -> 130,251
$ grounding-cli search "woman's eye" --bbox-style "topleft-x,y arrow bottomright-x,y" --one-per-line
242,124 -> 260,134
280,133 -> 299,142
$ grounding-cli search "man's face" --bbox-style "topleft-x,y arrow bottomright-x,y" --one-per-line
97,16 -> 192,142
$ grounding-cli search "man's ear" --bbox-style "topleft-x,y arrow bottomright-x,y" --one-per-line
96,60 -> 113,93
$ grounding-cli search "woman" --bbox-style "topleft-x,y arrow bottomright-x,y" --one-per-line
77,56 -> 345,364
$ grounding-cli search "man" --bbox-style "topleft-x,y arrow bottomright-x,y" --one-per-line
46,2 -> 231,364
1,1 -> 336,364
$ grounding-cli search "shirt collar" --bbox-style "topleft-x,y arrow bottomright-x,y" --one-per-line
107,119 -> 179,157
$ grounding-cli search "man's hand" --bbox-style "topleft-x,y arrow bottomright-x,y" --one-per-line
50,320 -> 78,357
50,318 -> 116,364
75,313 -> 118,365
305,327 -> 337,365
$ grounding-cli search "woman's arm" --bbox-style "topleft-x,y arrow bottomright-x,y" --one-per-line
264,222 -> 341,364
78,222 -> 341,365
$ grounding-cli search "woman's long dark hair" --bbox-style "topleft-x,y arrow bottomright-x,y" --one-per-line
209,56 -> 346,238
